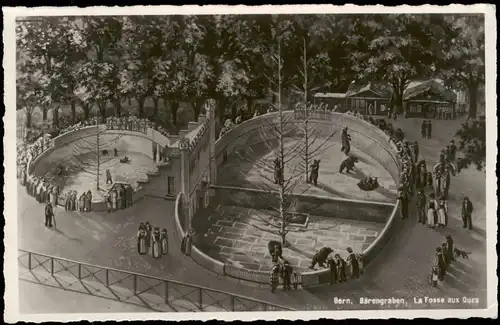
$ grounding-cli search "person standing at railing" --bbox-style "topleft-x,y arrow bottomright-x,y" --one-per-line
269,264 -> 280,293
281,260 -> 293,291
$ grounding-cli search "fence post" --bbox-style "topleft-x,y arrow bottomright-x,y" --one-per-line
50,258 -> 54,275
133,274 -> 137,295
78,264 -> 81,280
198,287 -> 203,310
164,281 -> 169,304
28,252 -> 31,271
105,269 -> 109,287
230,295 -> 235,312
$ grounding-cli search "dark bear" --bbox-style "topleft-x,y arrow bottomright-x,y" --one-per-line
309,247 -> 333,269
339,155 -> 359,173
102,149 -> 109,156
268,240 -> 283,263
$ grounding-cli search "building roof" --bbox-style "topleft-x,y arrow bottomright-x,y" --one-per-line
314,92 -> 346,99
404,79 -> 457,102
346,82 -> 393,98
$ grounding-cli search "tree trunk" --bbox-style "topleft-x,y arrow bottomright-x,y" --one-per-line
42,107 -> 48,121
52,105 -> 60,129
114,99 -> 122,117
217,97 -> 228,125
25,108 -> 33,128
98,101 -> 107,119
468,83 -> 478,119
82,103 -> 91,120
190,100 -> 202,122
171,100 -> 180,126
152,97 -> 159,118
231,100 -> 237,120
246,97 -> 254,116
137,96 -> 146,118
70,100 -> 77,124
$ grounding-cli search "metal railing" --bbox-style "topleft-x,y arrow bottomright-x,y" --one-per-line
224,262 -> 303,287
18,249 -> 294,312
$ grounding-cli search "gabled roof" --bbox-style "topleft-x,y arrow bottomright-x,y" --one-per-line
314,92 -> 346,99
346,82 -> 392,98
404,79 -> 457,102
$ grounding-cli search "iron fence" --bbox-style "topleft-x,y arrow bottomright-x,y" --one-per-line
18,249 -> 294,312
223,262 -> 303,287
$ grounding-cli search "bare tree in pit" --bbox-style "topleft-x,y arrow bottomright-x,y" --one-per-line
71,117 -> 123,192
292,37 -> 338,183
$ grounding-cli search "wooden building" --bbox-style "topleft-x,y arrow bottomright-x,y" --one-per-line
403,80 -> 457,118
313,93 -> 347,111
344,83 -> 392,115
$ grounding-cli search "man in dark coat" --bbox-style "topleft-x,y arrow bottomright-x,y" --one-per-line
421,120 -> 427,138
461,196 -> 474,230
426,120 -> 432,139
327,257 -> 337,285
412,141 -> 419,162
281,261 -> 293,290
106,169 -> 113,185
449,140 -> 457,161
397,186 -> 409,219
416,189 -> 427,224
346,247 -> 360,279
126,185 -> 134,207
45,202 -> 54,228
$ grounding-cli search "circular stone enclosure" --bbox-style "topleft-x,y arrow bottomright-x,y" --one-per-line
29,126 -> 169,208
189,111 -> 401,285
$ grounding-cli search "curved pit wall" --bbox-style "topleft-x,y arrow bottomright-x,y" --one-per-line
27,125 -> 172,212
182,110 -> 402,287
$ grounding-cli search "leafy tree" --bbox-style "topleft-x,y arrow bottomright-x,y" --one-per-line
438,15 -> 485,119
16,63 -> 40,128
353,14 -> 440,113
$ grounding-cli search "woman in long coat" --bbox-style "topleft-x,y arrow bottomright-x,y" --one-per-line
184,232 -> 193,256
86,190 -> 92,212
152,227 -> 162,259
427,195 -> 437,228
437,196 -> 448,227
79,192 -> 86,212
335,254 -> 347,283
160,229 -> 169,255
346,247 -> 360,279
137,228 -> 147,255
145,222 -> 153,252
435,247 -> 446,281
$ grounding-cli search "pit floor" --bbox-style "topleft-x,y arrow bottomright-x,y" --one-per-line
194,205 -> 385,273
217,139 -> 398,203
35,151 -> 158,201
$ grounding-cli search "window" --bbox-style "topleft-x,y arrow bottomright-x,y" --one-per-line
167,176 -> 175,196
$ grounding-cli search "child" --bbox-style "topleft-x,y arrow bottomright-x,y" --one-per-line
431,266 -> 439,287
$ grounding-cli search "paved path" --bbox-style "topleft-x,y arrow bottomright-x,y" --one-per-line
17,188 -> 310,310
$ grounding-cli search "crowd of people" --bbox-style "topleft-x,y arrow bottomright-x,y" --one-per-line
104,183 -> 134,213
137,221 -> 169,258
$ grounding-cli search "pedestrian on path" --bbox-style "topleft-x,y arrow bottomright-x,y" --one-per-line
281,260 -> 293,291
44,201 -> 54,228
397,186 -> 409,219
426,120 -> 432,139
152,227 -> 162,259
421,120 -> 427,138
461,196 -> 474,230
137,224 -> 147,255
335,254 -> 347,283
416,189 -> 427,224
445,235 -> 455,264
427,195 -> 437,228
160,228 -> 169,255
145,222 -> 153,252
435,247 -> 446,281
437,196 -> 449,227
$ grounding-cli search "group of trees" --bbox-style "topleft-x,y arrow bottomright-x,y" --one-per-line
16,14 -> 485,131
